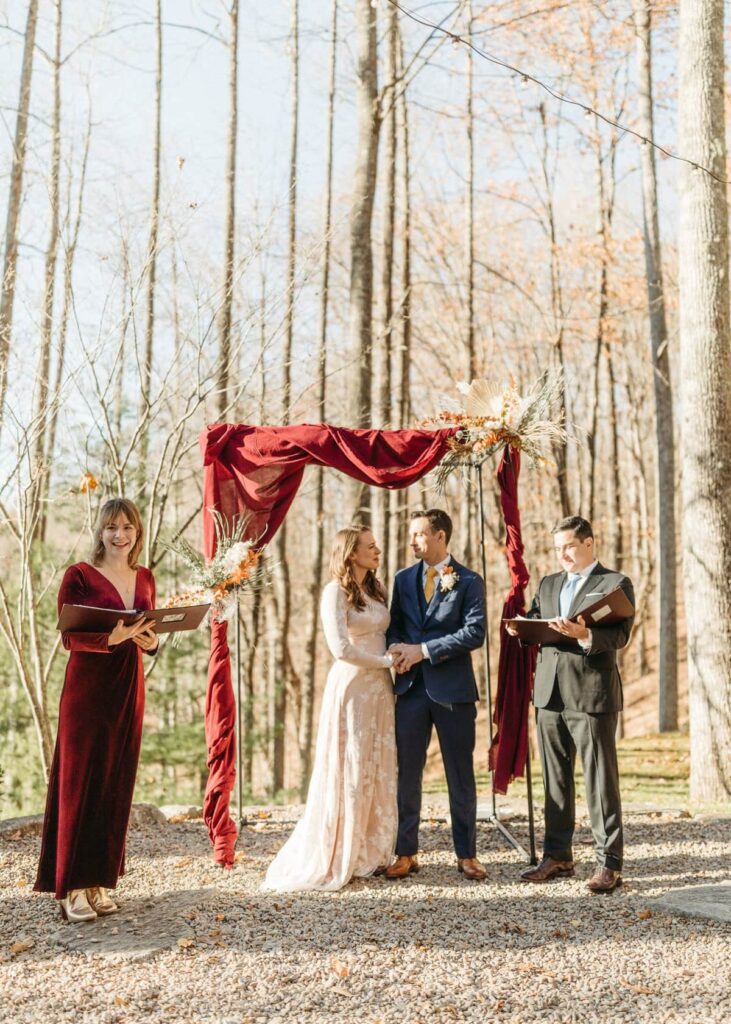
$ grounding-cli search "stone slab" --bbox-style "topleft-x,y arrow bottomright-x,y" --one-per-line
651,883 -> 731,924
0,814 -> 43,838
50,887 -> 216,962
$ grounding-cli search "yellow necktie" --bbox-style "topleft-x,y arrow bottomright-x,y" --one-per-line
424,566 -> 438,603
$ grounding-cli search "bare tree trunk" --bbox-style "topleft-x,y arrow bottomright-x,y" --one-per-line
396,32 -> 412,563
464,0 -> 477,568
633,0 -> 678,731
679,0 -> 731,802
272,0 -> 300,794
299,0 -> 337,799
138,0 -> 163,509
41,102 -> 91,541
217,0 -> 239,416
33,0 -> 63,538
605,343 -> 622,568
0,0 -> 40,430
538,102 -> 570,516
349,0 -> 380,520
374,0 -> 397,582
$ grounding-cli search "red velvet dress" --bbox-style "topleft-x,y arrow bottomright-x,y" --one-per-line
35,562 -> 156,899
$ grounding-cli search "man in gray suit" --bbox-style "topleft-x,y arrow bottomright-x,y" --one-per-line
508,516 -> 634,893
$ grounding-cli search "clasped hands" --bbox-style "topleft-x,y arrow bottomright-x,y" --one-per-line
388,643 -> 424,673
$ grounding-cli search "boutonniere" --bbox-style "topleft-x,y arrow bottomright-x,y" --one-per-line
440,565 -> 459,593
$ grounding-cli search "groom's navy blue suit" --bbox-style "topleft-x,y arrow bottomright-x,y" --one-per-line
387,558 -> 486,858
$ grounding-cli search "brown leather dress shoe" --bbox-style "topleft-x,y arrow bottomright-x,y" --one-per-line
385,855 -> 419,879
520,856 -> 575,883
586,866 -> 622,893
457,857 -> 487,880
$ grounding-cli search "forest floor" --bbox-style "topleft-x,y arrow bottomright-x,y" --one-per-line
1,791 -> 729,1024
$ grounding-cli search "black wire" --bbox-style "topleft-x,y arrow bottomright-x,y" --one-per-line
386,0 -> 728,185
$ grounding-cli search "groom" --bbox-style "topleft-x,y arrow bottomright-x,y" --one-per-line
386,509 -> 487,880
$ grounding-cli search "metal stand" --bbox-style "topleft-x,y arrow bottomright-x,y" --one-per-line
475,461 -> 537,864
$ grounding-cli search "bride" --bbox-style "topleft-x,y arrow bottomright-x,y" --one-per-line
262,525 -> 397,891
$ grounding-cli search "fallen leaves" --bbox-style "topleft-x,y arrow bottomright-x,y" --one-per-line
113,997 -> 129,1007
620,978 -> 657,996
9,939 -> 34,955
174,857 -> 193,869
177,938 -> 195,950
637,909 -> 653,920
330,958 -> 350,978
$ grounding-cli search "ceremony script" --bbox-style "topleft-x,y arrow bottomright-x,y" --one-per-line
504,586 -> 635,646
56,603 -> 210,635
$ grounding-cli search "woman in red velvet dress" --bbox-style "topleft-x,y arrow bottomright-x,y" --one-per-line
35,498 -> 158,922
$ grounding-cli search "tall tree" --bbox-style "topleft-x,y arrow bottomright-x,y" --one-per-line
633,0 -> 678,731
299,0 -> 338,798
349,0 -> 380,519
138,0 -> 163,514
679,0 -> 731,801
217,0 -> 239,416
0,0 -> 40,431
32,0 -> 63,538
272,0 -> 300,794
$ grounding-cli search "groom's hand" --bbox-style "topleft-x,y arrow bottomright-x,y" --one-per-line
389,643 -> 424,672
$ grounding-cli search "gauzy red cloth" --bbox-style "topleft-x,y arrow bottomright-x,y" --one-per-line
489,448 -> 537,794
200,423 -> 456,865
35,563 -> 153,898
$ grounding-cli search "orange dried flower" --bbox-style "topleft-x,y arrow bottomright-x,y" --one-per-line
79,472 -> 98,493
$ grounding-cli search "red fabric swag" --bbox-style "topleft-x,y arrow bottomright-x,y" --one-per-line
200,423 -> 456,865
489,448 -> 537,795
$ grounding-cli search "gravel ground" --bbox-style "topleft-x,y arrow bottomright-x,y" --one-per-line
1,805 -> 729,1024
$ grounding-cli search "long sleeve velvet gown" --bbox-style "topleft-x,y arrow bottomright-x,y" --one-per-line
35,562 -> 156,899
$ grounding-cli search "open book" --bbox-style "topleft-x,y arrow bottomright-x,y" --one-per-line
503,585 -> 635,646
57,602 -> 210,635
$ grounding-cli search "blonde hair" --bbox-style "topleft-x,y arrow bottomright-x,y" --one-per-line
90,498 -> 144,568
329,525 -> 386,611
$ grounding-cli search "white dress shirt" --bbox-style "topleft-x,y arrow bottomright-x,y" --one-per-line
561,559 -> 597,651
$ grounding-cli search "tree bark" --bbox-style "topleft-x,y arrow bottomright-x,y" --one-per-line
0,0 -> 40,430
679,0 -> 731,802
299,0 -> 337,799
633,0 -> 678,731
396,31 -> 412,564
217,0 -> 239,417
348,0 -> 380,520
138,0 -> 163,510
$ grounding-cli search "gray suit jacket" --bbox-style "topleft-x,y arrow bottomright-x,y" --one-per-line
527,563 -> 635,714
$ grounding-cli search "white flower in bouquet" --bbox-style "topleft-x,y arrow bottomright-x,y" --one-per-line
223,541 -> 253,576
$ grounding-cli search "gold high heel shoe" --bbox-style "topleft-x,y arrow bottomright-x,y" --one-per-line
58,888 -> 97,923
86,886 -> 119,915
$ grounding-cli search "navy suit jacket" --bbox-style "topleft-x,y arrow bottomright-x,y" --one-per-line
386,558 -> 486,703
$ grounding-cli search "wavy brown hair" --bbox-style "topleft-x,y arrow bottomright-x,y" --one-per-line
90,498 -> 144,568
329,525 -> 386,611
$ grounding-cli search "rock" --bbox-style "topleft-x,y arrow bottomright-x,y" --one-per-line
651,882 -> 731,923
52,887 -> 216,962
128,803 -> 167,828
0,814 -> 44,838
158,805 -> 203,821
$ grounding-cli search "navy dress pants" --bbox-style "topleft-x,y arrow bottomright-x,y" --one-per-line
395,673 -> 477,858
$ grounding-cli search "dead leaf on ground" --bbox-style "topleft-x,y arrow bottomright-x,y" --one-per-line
620,978 -> 657,995
174,856 -> 193,869
330,958 -> 350,978
637,909 -> 653,920
15,878 -> 28,887
9,939 -> 34,955
113,997 -> 129,1007
215,913 -> 226,921
256,810 -> 271,819
234,851 -> 247,862
177,938 -> 194,949
552,928 -> 570,939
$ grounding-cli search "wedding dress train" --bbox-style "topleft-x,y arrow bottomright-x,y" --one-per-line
262,581 -> 397,892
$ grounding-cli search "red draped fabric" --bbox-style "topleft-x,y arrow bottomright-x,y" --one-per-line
489,448 -> 537,794
200,423 -> 456,865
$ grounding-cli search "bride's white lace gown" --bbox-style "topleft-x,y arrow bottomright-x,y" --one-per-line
262,580 -> 397,892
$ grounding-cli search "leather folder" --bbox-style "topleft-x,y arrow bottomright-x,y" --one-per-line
57,602 -> 210,635
504,585 -> 635,646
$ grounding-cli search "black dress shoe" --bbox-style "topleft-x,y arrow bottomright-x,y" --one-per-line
520,856 -> 575,883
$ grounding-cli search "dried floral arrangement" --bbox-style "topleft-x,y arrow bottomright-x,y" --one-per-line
163,510 -> 269,626
422,368 -> 569,488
